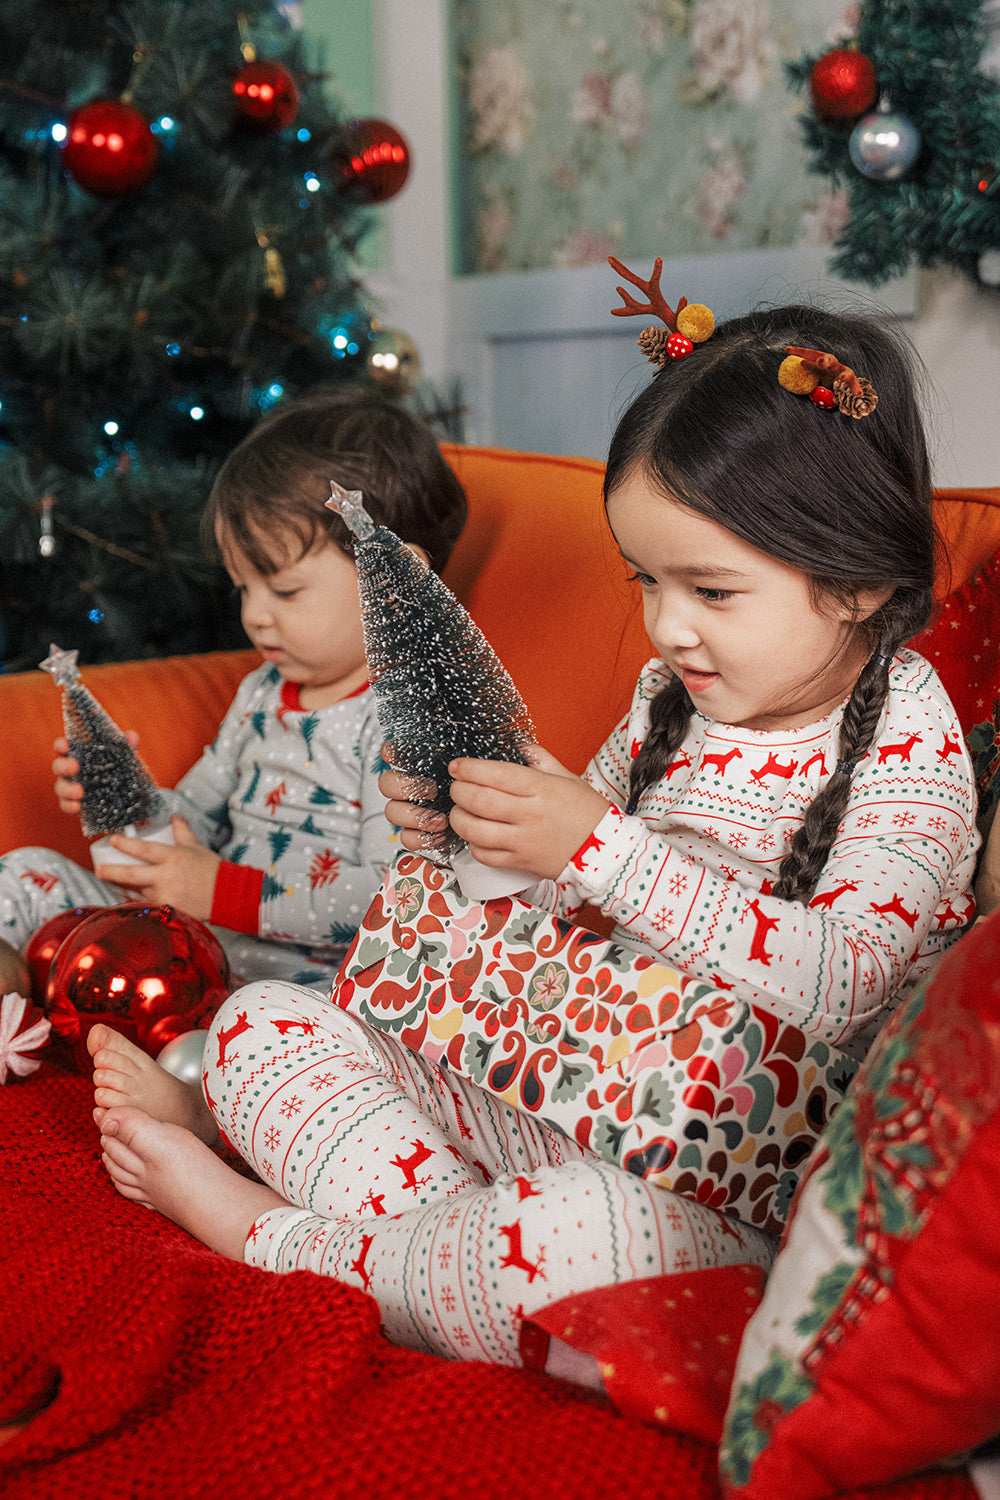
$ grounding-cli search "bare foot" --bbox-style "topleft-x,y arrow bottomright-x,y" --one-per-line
88,1023 -> 218,1144
0,937 -> 29,998
99,1107 -> 287,1260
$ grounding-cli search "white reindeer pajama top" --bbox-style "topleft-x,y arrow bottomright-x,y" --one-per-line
537,652 -> 979,1058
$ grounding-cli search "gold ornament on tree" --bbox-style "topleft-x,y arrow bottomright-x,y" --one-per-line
365,326 -> 421,396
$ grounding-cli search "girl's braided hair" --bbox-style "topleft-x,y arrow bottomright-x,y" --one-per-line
605,303 -> 938,904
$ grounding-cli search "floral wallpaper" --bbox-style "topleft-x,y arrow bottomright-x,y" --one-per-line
452,0 -> 859,274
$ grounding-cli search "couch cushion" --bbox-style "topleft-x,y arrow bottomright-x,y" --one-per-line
912,545 -> 1000,820
718,906 -> 1000,1499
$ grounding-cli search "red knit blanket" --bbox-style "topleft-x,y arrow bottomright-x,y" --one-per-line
0,1062 -> 976,1500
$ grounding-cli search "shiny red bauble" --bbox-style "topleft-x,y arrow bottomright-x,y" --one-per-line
61,98 -> 159,196
810,385 -> 837,409
809,49 -> 878,124
333,118 -> 411,204
232,59 -> 299,131
43,902 -> 231,1069
25,906 -> 101,1006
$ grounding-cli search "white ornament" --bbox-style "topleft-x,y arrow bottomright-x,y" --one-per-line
156,1028 -> 208,1085
978,250 -> 1000,286
0,992 -> 51,1084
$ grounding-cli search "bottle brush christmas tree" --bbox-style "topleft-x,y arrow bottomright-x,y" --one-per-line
40,643 -> 163,838
328,485 -> 536,867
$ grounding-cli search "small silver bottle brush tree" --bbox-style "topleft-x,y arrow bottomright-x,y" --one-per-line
328,484 -> 537,898
40,645 -> 164,844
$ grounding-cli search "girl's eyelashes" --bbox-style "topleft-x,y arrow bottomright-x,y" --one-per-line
624,570 -> 736,604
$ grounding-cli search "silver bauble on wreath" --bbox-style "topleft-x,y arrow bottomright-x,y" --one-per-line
849,104 -> 921,181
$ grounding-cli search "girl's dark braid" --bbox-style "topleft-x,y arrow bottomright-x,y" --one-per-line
626,675 -> 695,813
772,590 -> 931,903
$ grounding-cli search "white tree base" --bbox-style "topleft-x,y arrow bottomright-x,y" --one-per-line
90,818 -> 175,871
450,847 -> 536,901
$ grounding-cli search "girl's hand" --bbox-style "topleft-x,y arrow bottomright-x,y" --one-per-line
52,730 -> 141,818
447,749 -> 611,879
378,746 -> 449,852
94,815 -> 221,921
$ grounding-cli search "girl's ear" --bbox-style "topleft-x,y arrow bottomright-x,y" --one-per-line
854,584 -> 896,623
404,543 -> 431,568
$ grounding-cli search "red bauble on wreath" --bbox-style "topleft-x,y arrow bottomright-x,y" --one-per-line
809,48 -> 879,124
61,98 -> 159,196
232,58 -> 299,132
332,118 -> 411,204
43,902 -> 232,1069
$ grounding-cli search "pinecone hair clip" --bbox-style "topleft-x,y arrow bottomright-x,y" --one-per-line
608,255 -> 715,364
778,346 -> 878,419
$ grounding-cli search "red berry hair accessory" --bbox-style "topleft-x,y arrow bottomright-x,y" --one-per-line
778,346 -> 878,418
609,255 -> 715,364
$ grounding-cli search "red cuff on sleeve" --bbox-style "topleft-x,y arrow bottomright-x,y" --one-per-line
210,861 -> 265,935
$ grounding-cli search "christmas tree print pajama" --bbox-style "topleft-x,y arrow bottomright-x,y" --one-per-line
203,980 -> 776,1365
0,665 -> 397,988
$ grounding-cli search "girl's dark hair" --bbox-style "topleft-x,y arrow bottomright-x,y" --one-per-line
204,386 -> 468,576
604,303 -> 937,904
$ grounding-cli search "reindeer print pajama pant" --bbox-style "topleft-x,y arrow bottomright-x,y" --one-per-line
203,980 -> 776,1365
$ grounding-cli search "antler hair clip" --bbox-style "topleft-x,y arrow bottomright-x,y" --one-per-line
608,255 -> 714,364
778,346 -> 878,419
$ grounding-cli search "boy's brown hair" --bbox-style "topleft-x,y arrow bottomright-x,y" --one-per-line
204,387 -> 468,576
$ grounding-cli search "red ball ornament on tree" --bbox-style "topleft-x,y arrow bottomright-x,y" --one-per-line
44,902 -> 232,1070
333,118 -> 411,204
809,49 -> 878,124
61,98 -> 159,197
232,59 -> 299,132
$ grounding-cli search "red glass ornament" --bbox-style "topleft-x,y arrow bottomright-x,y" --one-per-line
61,98 -> 159,197
666,332 -> 694,360
809,49 -> 878,124
232,59 -> 299,132
333,118 -> 411,204
44,902 -> 232,1070
810,386 -> 837,409
25,906 -> 101,1006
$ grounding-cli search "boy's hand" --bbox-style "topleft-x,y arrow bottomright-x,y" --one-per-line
94,815 -> 221,921
447,749 -> 610,879
52,730 -> 141,818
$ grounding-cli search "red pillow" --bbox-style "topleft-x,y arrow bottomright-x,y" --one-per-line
913,546 -> 1000,815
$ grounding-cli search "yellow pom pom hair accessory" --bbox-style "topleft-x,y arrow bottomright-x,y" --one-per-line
608,255 -> 715,364
778,346 -> 878,419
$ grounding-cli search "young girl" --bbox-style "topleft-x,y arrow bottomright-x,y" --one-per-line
92,293 -> 977,1379
0,389 -> 467,992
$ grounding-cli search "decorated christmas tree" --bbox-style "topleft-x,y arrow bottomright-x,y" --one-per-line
41,642 -> 163,837
789,0 -> 1000,287
328,485 -> 535,865
0,0 -> 410,669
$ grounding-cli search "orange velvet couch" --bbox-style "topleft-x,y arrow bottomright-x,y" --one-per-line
1,445 -> 999,868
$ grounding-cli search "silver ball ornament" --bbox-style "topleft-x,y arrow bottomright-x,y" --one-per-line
156,1028 -> 208,1085
849,108 -> 921,181
978,250 -> 1000,287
